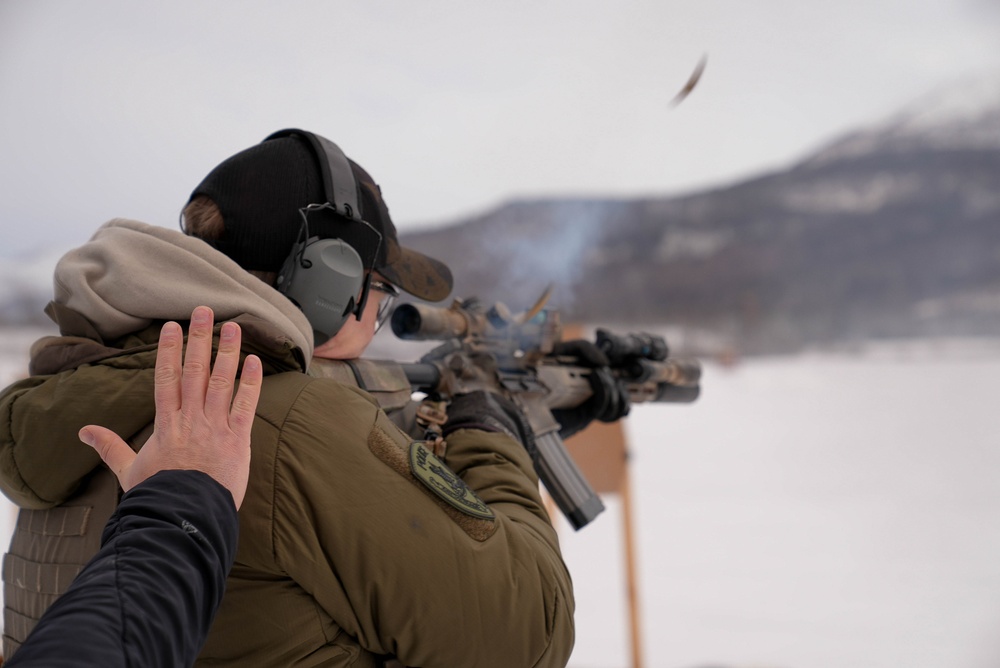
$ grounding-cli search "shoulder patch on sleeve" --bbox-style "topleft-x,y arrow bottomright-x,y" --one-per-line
409,442 -> 495,521
367,414 -> 497,541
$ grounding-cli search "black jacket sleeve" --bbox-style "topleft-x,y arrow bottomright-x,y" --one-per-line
6,469 -> 239,668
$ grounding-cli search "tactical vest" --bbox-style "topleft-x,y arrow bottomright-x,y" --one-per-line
2,423 -> 151,657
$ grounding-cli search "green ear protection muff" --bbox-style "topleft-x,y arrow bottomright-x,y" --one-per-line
266,129 -> 382,346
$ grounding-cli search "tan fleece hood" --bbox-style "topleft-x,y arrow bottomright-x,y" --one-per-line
52,218 -> 314,364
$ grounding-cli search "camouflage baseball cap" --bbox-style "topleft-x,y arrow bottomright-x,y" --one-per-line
188,132 -> 453,302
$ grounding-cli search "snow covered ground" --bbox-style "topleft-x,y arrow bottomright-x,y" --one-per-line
1,330 -> 998,668
561,343 -> 1000,668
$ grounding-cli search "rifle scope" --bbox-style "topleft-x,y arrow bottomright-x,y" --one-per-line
391,303 -> 469,340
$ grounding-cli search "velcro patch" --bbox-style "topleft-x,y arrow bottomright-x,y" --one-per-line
409,442 -> 495,521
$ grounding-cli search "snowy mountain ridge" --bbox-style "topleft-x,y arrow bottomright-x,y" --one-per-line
806,72 -> 1000,165
398,73 -> 1000,354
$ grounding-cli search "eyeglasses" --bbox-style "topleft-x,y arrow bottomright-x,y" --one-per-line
370,279 -> 399,332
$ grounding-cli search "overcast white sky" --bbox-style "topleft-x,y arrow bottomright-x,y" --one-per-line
1,0 -> 999,257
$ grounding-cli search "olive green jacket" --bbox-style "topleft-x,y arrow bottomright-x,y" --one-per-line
0,220 -> 574,666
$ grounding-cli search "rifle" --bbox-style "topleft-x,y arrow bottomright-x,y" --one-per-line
309,293 -> 701,530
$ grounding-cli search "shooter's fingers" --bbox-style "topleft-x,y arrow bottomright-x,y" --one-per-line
205,321 -> 242,421
230,355 -> 262,441
80,426 -> 137,491
152,321 -> 184,434
182,306 -> 215,412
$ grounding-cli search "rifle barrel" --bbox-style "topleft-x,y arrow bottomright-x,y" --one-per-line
646,359 -> 701,387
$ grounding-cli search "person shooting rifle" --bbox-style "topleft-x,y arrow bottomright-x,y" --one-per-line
0,129 -> 582,667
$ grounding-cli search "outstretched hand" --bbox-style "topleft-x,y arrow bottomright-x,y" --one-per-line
78,306 -> 262,509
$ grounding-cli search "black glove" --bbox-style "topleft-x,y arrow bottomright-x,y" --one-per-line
550,339 -> 631,439
443,390 -> 534,450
